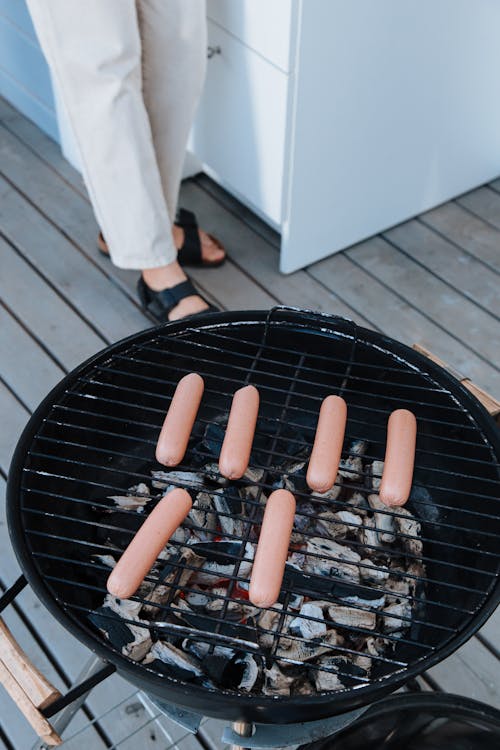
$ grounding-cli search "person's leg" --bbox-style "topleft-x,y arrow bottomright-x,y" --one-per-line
139,0 -> 224,264
26,0 -> 208,319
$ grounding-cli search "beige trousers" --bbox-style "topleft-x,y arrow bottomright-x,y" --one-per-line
27,0 -> 207,269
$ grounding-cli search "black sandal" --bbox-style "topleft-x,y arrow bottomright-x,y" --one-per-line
175,208 -> 226,268
97,209 -> 226,268
137,276 -> 218,323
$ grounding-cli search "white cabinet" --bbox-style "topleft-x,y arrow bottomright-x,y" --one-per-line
191,0 -> 500,273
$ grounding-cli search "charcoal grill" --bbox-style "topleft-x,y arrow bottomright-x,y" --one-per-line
4,307 -> 500,736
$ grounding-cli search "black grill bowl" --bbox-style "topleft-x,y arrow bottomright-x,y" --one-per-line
6,309 -> 500,724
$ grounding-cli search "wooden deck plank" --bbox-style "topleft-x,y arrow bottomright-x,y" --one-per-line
420,200 -> 500,273
0,176 -> 152,343
344,236 -> 499,374
0,380 -> 29,474
477,606 -> 500,655
427,635 -> 500,708
308,250 -> 500,396
457,185 -> 500,232
0,96 -> 86,197
182,180 -> 375,327
0,236 -> 104,371
0,304 -> 64,411
0,122 -> 147,306
383,219 -> 500,318
0,121 -> 264,313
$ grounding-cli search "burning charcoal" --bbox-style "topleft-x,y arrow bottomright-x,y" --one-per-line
290,603 -> 327,639
258,606 -> 292,649
212,486 -> 245,538
143,641 -> 203,680
185,591 -> 210,609
94,594 -> 152,660
305,537 -> 361,581
293,677 -> 316,695
409,485 -> 439,522
92,554 -> 116,568
142,548 -> 204,615
276,629 -> 340,662
294,501 -> 317,533
311,476 -> 343,502
202,651 -> 260,691
370,461 -> 384,491
327,604 -> 376,631
368,494 -> 396,543
353,636 -> 386,672
382,601 -> 412,632
346,491 -> 369,515
243,466 -> 265,484
386,568 -> 412,601
279,461 -> 308,495
202,463 -> 229,486
263,664 -> 294,696
205,587 -> 243,615
235,653 -> 260,691
191,541 -> 254,585
339,587 -> 386,609
193,420 -> 226,461
89,605 -> 152,661
108,482 -> 151,511
316,510 -> 362,539
152,470 -> 204,492
359,558 -> 389,583
394,508 -> 423,556
338,440 -> 367,482
358,517 -> 380,550
188,491 -> 217,537
312,659 -> 344,692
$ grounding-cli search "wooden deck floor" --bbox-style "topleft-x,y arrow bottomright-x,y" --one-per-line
0,96 -> 499,748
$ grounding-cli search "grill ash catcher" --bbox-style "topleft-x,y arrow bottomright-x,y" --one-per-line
2,307 -> 499,748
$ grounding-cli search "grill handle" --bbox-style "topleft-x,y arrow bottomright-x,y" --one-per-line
413,344 -> 500,422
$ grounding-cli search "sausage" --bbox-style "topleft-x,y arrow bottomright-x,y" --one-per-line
219,385 -> 260,479
107,488 -> 192,599
249,489 -> 296,608
306,395 -> 347,493
155,373 -> 204,466
379,409 -> 417,507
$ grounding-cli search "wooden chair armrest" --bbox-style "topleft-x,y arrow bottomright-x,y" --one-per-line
0,617 -> 62,745
412,344 -> 500,422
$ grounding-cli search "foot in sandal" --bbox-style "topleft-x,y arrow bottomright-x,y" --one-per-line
138,261 -> 218,323
97,208 -> 226,268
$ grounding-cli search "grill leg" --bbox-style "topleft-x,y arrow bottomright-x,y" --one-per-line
230,721 -> 254,750
31,656 -> 107,750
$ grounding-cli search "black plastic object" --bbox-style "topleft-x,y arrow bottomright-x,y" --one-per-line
6,308 -> 500,724
297,693 -> 500,750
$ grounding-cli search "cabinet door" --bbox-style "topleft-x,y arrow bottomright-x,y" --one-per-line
191,20 -> 288,226
281,0 -> 500,273
207,0 -> 293,72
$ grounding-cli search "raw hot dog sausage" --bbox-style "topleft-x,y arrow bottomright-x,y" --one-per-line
107,488 -> 192,599
306,395 -> 347,493
156,373 -> 204,466
249,489 -> 296,608
219,385 -> 260,479
379,409 -> 417,507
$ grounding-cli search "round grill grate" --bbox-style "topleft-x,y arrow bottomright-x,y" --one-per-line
7,309 -> 500,723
